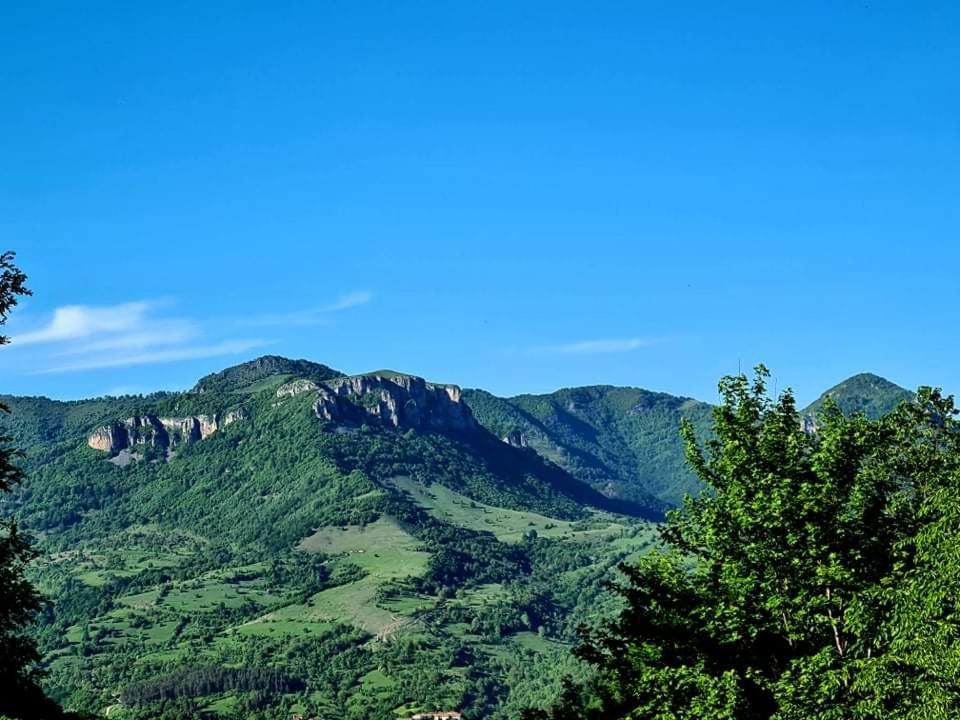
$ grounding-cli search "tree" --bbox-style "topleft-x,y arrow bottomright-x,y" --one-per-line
0,252 -> 72,719
847,387 -> 960,720
0,253 -> 29,492
526,366 -> 960,720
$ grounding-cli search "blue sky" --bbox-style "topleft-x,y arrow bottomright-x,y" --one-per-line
1,2 -> 958,405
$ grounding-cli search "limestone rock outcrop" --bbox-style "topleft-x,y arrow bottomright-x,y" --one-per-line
501,429 -> 528,448
306,373 -> 476,432
276,379 -> 320,398
87,410 -> 245,454
87,422 -> 129,453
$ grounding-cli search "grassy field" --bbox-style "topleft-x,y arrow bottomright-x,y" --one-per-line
297,517 -> 428,570
232,617 -> 335,637
389,475 -> 626,542
510,630 -> 570,654
297,516 -> 430,582
456,582 -> 510,607
67,549 -> 188,588
233,373 -> 294,394
254,576 -> 398,635
229,517 -> 436,636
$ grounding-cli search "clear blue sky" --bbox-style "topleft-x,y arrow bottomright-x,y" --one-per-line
2,2 -> 958,405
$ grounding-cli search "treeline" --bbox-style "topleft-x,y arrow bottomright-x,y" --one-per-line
120,666 -> 304,705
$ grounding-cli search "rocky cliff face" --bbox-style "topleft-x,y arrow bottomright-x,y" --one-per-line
87,422 -> 131,453
87,410 -> 245,454
275,379 -> 319,398
278,373 -> 476,432
501,429 -> 528,448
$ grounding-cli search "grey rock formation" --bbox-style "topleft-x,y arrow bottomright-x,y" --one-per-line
276,379 -> 320,398
87,410 -> 245,454
501,429 -> 528,448
310,373 -> 476,432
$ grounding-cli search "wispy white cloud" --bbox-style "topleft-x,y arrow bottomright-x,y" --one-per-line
4,290 -> 371,377
320,291 -> 373,312
34,339 -> 270,374
4,300 -> 268,376
523,337 -> 662,355
242,290 -> 373,327
63,322 -> 199,355
12,302 -> 154,346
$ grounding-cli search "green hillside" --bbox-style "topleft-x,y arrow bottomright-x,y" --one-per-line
190,355 -> 344,395
5,358 -> 658,720
464,385 -> 714,507
5,359 -> 915,719
803,372 -> 913,419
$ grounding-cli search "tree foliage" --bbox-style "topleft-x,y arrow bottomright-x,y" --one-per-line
0,252 -> 75,719
120,666 -> 304,705
528,365 -> 960,720
0,252 -> 30,493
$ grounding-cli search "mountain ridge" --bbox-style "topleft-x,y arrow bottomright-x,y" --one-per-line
3,358 -> 915,508
7,356 -> 911,420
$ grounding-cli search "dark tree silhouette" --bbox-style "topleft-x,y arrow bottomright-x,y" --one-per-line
0,252 -> 74,719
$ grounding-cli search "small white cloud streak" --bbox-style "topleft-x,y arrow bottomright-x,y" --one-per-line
33,339 -> 270,374
12,302 -> 152,346
242,290 -> 373,328
525,337 -> 662,355
320,291 -> 373,312
62,322 -> 199,355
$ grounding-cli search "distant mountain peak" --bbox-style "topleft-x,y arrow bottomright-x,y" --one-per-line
191,355 -> 343,394
804,372 -> 913,419
837,372 -> 900,385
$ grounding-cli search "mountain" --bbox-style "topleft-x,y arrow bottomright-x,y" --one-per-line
464,386 -> 714,508
802,372 -> 913,420
190,355 -> 344,395
5,360 -> 914,719
5,358 -> 664,720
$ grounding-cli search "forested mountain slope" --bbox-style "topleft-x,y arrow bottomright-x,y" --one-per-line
464,372 -> 913,509
464,386 -> 713,507
3,358 -> 912,719
802,372 -> 913,419
4,358 -> 658,719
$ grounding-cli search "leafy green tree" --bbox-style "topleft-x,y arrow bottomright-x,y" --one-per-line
845,387 -> 960,720
0,252 -> 72,719
527,366 -> 960,720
